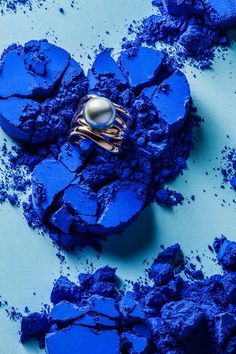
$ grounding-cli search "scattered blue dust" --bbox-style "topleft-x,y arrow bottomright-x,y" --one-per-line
0,40 -> 200,251
123,0 -> 236,68
221,147 -> 236,191
0,0 -> 78,14
20,236 -> 236,353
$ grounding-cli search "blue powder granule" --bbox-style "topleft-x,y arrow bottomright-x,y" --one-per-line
0,41 -> 199,250
123,0 -> 236,67
20,237 -> 236,353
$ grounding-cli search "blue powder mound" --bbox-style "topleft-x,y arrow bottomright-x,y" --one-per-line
20,237 -> 236,353
0,41 -> 198,249
124,0 -> 236,67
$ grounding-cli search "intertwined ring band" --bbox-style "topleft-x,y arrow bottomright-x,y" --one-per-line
69,94 -> 132,153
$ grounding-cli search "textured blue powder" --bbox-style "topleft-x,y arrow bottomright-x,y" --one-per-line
0,40 -> 199,250
20,236 -> 236,353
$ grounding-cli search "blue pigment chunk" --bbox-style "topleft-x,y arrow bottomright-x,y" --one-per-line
90,282 -> 115,297
122,332 -> 149,354
21,312 -> 49,343
88,49 -> 127,92
58,143 -> 84,172
50,301 -> 84,323
216,239 -> 236,271
50,205 -> 74,234
118,47 -> 165,89
149,262 -> 174,285
74,314 -> 96,327
93,266 -> 117,283
157,243 -> 182,264
45,326 -> 120,354
0,41 -> 70,98
142,70 -> 191,131
0,97 -> 41,143
32,159 -> 75,217
162,0 -> 202,16
78,273 -> 93,287
230,176 -> 236,189
50,276 -> 81,304
214,312 -> 236,345
161,300 -> 204,340
0,40 -> 86,144
63,184 -> 97,216
97,182 -> 146,234
202,0 -> 236,29
120,292 -> 145,320
89,296 -> 119,318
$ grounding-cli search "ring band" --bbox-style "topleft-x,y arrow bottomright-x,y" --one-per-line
69,94 -> 132,153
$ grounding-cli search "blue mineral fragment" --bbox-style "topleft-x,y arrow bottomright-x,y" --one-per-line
32,159 -> 75,217
142,70 -> 191,132
118,46 -> 165,90
161,300 -> 205,340
50,301 -> 84,323
88,49 -> 127,92
45,326 -> 120,354
202,0 -> 236,29
122,332 -> 148,354
149,262 -> 174,285
214,237 -> 236,271
50,276 -> 81,304
0,41 -> 70,98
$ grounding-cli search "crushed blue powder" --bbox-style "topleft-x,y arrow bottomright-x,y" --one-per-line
20,236 -> 236,353
123,0 -> 236,68
0,40 -> 200,250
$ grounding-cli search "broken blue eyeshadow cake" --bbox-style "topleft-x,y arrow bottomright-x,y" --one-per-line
20,236 -> 236,353
0,39 -> 199,250
123,0 -> 236,68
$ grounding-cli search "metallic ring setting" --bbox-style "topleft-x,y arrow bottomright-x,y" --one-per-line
69,94 -> 132,153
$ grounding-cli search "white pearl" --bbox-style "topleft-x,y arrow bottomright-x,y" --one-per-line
84,97 -> 116,129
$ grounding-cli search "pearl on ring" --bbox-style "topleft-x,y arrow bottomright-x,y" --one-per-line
84,96 -> 116,130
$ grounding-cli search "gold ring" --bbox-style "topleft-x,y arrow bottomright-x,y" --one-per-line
69,94 -> 132,153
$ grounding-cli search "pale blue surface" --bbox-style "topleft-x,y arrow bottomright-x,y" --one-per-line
0,1 -> 235,353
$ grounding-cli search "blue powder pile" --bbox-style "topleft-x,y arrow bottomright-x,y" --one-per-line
123,0 -> 236,68
0,40 -> 199,250
20,236 -> 236,353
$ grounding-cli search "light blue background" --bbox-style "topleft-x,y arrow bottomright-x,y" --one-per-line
0,1 -> 235,353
